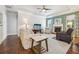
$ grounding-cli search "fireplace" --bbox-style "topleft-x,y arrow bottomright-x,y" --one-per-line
53,24 -> 63,32
55,27 -> 61,32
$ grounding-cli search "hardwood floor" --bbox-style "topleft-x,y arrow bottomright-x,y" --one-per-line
0,35 -> 34,54
0,35 -> 79,54
67,37 -> 79,54
67,44 -> 79,54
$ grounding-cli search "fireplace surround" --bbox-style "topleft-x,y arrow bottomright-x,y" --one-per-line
53,24 -> 63,32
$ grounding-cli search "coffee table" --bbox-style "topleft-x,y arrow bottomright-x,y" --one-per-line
31,35 -> 48,54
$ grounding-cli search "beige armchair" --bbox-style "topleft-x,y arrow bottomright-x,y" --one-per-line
44,28 -> 51,34
19,25 -> 38,49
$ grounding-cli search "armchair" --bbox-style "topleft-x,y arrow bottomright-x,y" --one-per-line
56,28 -> 73,43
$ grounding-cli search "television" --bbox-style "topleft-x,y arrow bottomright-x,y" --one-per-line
33,24 -> 41,30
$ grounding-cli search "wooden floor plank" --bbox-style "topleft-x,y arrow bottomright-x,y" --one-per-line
0,35 -> 34,54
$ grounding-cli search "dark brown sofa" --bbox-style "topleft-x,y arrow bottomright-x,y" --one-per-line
56,28 -> 73,44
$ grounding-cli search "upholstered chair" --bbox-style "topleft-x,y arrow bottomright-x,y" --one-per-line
56,28 -> 73,43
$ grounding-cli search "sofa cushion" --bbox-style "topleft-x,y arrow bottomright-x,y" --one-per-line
56,33 -> 72,44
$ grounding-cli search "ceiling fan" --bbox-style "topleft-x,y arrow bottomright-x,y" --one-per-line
37,5 -> 51,12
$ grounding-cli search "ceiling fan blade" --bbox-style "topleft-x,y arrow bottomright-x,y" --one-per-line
37,8 -> 41,9
37,5 -> 52,12
45,8 -> 51,10
43,5 -> 51,10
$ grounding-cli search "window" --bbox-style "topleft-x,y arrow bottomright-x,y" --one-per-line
54,18 -> 62,24
66,14 -> 75,29
47,19 -> 52,28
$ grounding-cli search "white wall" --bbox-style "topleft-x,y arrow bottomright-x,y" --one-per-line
18,10 -> 46,35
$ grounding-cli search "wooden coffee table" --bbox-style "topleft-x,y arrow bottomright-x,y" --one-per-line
31,35 -> 48,54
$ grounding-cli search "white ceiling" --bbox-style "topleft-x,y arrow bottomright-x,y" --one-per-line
7,5 -> 79,16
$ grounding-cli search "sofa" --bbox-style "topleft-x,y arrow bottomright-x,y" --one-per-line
19,25 -> 39,49
56,28 -> 73,43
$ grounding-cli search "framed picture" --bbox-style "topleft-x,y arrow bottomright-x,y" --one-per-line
54,18 -> 62,24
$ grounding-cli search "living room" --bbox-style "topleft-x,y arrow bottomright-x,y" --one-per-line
0,5 -> 79,54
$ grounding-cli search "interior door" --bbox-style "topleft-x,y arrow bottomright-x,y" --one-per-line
7,11 -> 18,35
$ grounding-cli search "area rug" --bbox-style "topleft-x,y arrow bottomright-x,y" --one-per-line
40,34 -> 71,54
20,33 -> 71,54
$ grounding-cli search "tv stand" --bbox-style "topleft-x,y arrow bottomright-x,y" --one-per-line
32,29 -> 41,34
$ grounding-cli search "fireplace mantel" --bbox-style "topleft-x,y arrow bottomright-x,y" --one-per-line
53,24 -> 63,32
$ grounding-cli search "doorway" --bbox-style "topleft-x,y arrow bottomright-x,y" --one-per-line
7,11 -> 18,35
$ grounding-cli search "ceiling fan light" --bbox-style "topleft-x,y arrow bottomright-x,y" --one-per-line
42,9 -> 46,12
